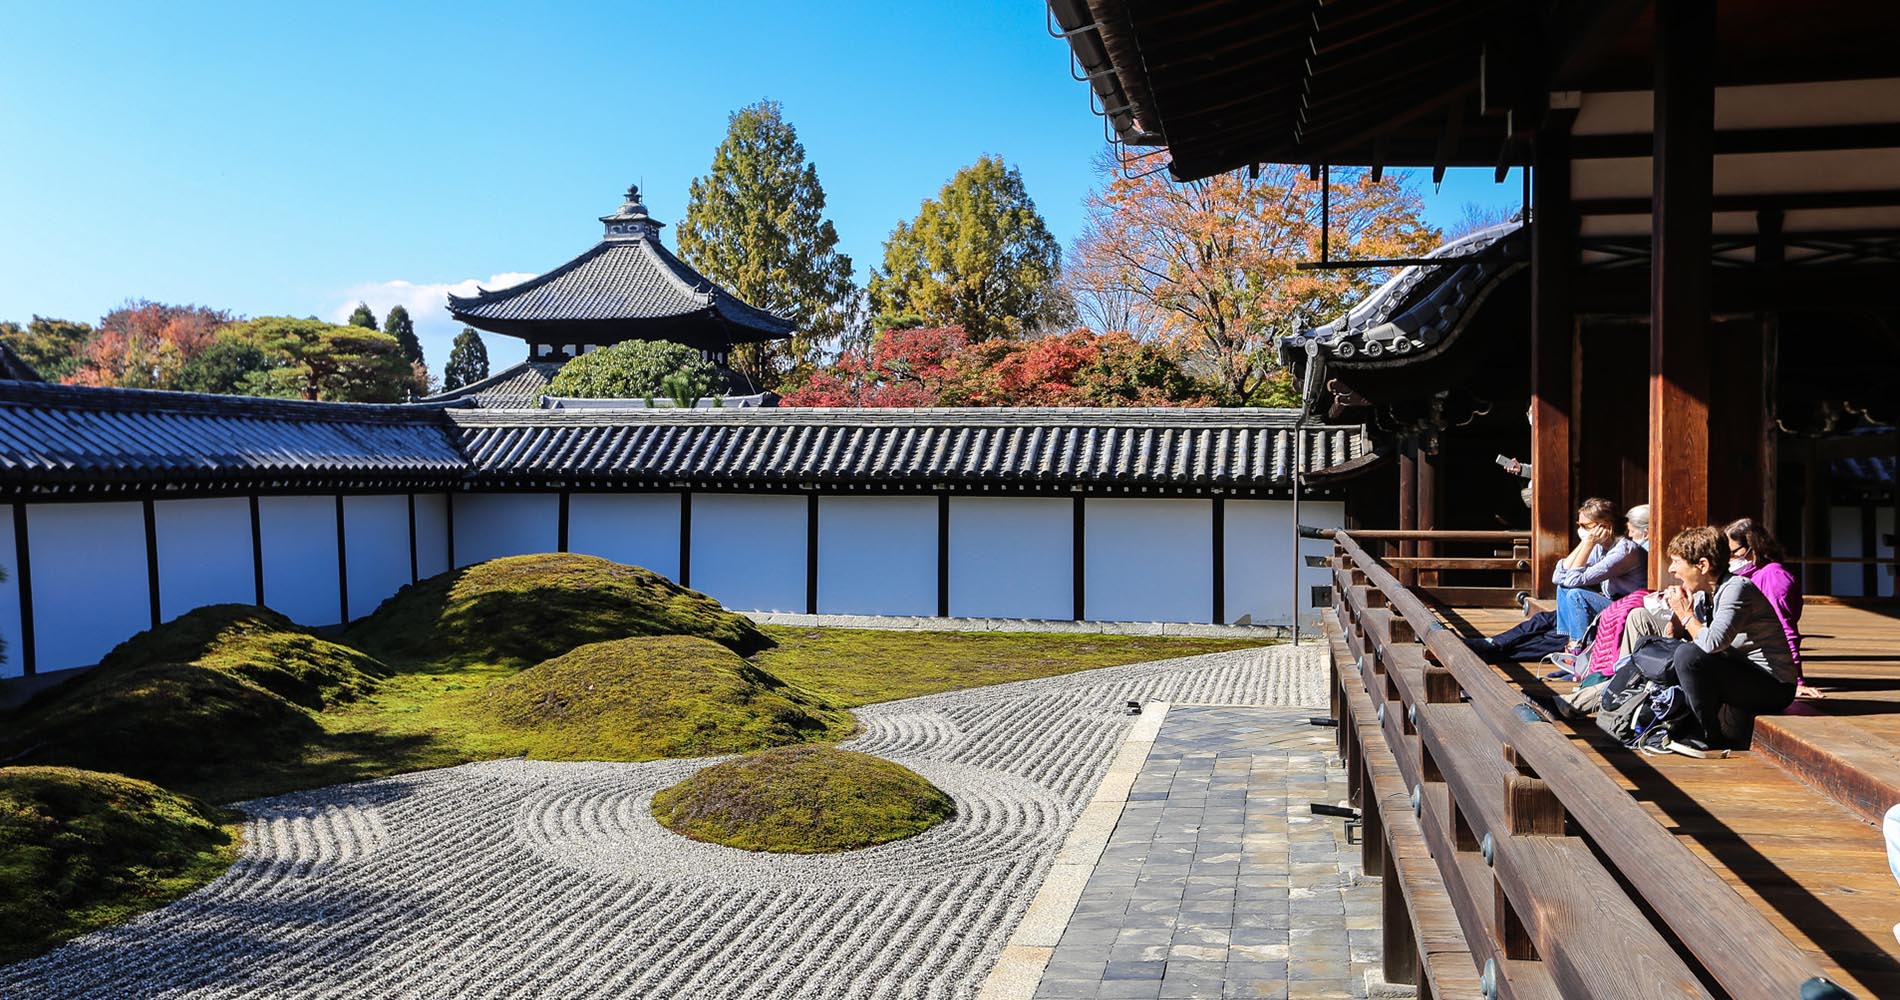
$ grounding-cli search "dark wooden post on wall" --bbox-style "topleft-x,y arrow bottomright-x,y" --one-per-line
1397,439 -> 1418,586
1416,442 -> 1440,586
1531,114 -> 1576,599
1647,0 -> 1715,584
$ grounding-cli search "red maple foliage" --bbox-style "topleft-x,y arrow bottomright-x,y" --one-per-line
67,301 -> 232,389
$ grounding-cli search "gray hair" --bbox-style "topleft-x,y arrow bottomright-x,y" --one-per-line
1625,504 -> 1651,537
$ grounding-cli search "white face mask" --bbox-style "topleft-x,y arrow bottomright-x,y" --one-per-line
1577,527 -> 1592,541
1729,557 -> 1751,573
1638,537 -> 1651,551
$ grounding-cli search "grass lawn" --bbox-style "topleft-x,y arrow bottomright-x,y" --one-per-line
752,626 -> 1268,706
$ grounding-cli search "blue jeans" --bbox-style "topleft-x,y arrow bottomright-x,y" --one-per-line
1555,586 -> 1612,643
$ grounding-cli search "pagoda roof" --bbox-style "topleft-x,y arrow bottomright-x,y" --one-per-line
447,185 -> 794,348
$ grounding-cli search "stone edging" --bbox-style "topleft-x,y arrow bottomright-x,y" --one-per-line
974,701 -> 1173,1000
746,613 -> 1289,639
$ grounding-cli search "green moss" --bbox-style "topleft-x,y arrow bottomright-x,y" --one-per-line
651,746 -> 953,853
98,604 -> 388,710
0,766 -> 240,965
455,635 -> 851,761
752,627 -> 1273,706
345,554 -> 773,668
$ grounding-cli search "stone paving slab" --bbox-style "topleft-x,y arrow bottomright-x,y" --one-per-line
1030,705 -> 1377,1000
747,612 -> 1290,639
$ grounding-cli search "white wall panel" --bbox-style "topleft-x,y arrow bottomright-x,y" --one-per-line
690,494 -> 806,612
1084,498 -> 1212,624
259,496 -> 342,627
27,502 -> 151,670
1223,499 -> 1345,627
0,509 -> 23,678
819,496 -> 935,616
413,493 -> 449,580
154,497 -> 254,620
1830,505 -> 1864,597
948,497 -> 1072,620
452,492 -> 558,567
568,493 -> 681,579
344,495 -> 412,620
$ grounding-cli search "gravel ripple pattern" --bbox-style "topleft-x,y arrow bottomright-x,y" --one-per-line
2,644 -> 1324,1000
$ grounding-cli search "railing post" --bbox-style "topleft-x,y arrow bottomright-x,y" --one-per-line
1381,849 -> 1420,987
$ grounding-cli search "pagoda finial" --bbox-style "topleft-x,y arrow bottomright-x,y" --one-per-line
601,181 -> 664,241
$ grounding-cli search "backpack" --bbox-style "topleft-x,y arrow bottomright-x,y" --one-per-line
1633,684 -> 1699,754
1596,667 -> 1654,745
1629,634 -> 1686,684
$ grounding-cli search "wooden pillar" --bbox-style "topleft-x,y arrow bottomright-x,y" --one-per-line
1758,210 -> 1783,530
1417,442 -> 1440,586
1398,438 -> 1418,586
1531,119 -> 1576,599
1803,439 -> 1831,596
1647,0 -> 1715,583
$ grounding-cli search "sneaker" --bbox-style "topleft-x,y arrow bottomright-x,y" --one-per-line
1666,737 -> 1731,759
1541,651 -> 1580,680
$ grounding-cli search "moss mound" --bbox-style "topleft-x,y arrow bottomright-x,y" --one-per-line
345,554 -> 773,668
1,660 -> 323,790
464,635 -> 849,760
0,766 -> 239,964
653,745 -> 953,853
98,604 -> 388,710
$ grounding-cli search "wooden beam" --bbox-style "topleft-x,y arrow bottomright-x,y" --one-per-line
1398,440 -> 1418,586
1574,188 -> 1900,216
1531,118 -> 1576,600
1758,210 -> 1784,531
1432,99 -> 1464,185
1647,0 -> 1716,584
1569,122 -> 1900,159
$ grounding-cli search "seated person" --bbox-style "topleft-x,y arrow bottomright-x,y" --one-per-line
1552,498 -> 1648,653
1660,525 -> 1799,753
1724,516 -> 1815,699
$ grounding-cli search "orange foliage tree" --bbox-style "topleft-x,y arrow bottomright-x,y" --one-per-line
1069,151 -> 1439,403
67,301 -> 232,389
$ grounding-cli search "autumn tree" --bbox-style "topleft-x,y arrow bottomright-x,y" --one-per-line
677,100 -> 857,388
0,317 -> 93,380
347,302 -> 377,329
223,317 -> 418,402
443,328 -> 490,391
1068,150 -> 1438,402
68,301 -> 232,389
869,156 -> 1068,341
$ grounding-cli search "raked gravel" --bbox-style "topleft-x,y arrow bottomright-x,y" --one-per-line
2,644 -> 1325,1000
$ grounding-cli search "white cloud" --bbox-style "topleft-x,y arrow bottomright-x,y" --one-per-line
331,273 -> 537,381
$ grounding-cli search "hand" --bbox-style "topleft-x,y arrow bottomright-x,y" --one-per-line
1663,585 -> 1693,620
1589,525 -> 1615,548
1796,682 -> 1826,700
1504,460 -> 1522,475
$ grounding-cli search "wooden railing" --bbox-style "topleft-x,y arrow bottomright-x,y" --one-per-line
1340,529 -> 1533,606
1323,528 -> 1852,1000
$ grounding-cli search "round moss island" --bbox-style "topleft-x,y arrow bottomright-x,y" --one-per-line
651,746 -> 955,854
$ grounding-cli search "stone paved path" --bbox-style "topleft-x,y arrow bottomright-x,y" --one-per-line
1031,706 -> 1378,999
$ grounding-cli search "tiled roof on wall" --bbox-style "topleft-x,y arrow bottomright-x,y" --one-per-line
420,361 -> 563,409
0,381 -> 466,495
448,408 -> 1371,494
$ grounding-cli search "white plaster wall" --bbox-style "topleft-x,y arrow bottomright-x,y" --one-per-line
413,493 -> 450,580
0,509 -> 23,678
258,495 -> 342,627
452,492 -> 558,567
948,497 -> 1072,620
1084,498 -> 1213,624
344,495 -> 412,621
567,493 -> 681,579
818,496 -> 936,616
1223,499 -> 1346,627
27,502 -> 151,670
1830,504 -> 1898,598
153,497 -> 255,621
690,493 -> 806,612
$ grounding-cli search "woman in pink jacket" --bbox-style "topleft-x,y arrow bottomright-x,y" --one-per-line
1724,517 -> 1819,699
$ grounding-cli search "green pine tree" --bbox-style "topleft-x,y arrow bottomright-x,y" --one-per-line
868,155 -> 1069,340
443,328 -> 490,391
677,99 -> 856,389
347,302 -> 377,329
382,304 -> 424,366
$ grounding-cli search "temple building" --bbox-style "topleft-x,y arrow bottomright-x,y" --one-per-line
438,184 -> 795,401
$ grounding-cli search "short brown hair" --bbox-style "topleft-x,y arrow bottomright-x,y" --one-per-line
1576,497 -> 1618,527
1667,525 -> 1728,570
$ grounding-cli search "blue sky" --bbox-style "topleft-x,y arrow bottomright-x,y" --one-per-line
0,1 -> 1519,371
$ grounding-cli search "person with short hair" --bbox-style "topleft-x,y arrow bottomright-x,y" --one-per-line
1552,497 -> 1648,652
1660,525 -> 1799,754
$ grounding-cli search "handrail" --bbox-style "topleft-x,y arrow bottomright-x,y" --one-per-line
1333,529 -> 1837,1000
1346,529 -> 1530,542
